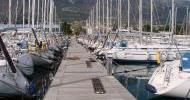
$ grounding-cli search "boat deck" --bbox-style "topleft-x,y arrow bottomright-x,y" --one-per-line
44,39 -> 135,100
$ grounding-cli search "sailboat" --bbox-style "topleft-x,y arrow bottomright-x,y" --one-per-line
0,33 -> 30,96
147,0 -> 190,98
147,52 -> 190,98
96,0 -> 190,64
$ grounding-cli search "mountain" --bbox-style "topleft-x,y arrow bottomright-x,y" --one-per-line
0,0 -> 190,24
55,0 -> 96,22
55,0 -> 190,24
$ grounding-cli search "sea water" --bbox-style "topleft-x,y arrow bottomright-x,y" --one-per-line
113,63 -> 184,100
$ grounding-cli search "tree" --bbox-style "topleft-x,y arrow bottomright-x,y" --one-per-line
60,22 -> 72,35
143,24 -> 151,32
112,23 -> 118,31
71,21 -> 86,36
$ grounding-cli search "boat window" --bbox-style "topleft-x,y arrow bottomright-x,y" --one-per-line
106,42 -> 111,47
112,42 -> 116,47
17,39 -> 28,49
119,40 -> 128,47
181,53 -> 190,72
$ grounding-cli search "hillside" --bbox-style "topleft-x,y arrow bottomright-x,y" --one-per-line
55,0 -> 96,22
55,0 -> 190,24
0,0 -> 190,24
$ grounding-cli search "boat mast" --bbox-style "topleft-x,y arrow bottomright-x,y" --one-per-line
139,0 -> 143,44
99,0 -> 102,39
41,0 -> 44,28
22,0 -> 25,28
169,9 -> 172,32
189,11 -> 190,35
9,0 -> 12,27
43,0 -> 47,29
175,7 -> 177,34
92,7 -> 95,33
117,0 -> 120,30
106,0 -> 109,32
89,10 -> 91,29
54,6 -> 58,32
98,0 -> 101,33
97,0 -> 99,33
119,0 -> 122,29
92,7 -> 94,29
102,0 -> 105,34
151,0 -> 153,33
91,8 -> 93,30
102,0 -> 109,48
37,0 -> 40,28
110,0 -> 112,27
15,0 -> 19,27
96,0 -> 98,31
47,0 -> 50,30
28,0 -> 31,27
186,7 -> 189,35
49,0 -> 53,33
55,6 -> 57,28
128,0 -> 130,31
171,0 -> 175,35
32,0 -> 36,28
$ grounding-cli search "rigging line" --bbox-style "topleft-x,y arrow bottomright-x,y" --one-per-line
179,15 -> 187,34
15,0 -> 19,27
164,11 -> 171,31
112,66 -> 156,75
131,0 -> 138,28
153,0 -> 161,26
173,38 -> 182,59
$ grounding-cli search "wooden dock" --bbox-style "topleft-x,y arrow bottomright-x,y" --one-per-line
44,39 -> 135,100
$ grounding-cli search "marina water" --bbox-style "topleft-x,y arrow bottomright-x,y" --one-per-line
113,63 -> 185,100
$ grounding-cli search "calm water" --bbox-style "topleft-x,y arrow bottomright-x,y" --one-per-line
113,63 -> 185,100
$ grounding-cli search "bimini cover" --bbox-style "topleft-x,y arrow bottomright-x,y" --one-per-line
181,53 -> 190,72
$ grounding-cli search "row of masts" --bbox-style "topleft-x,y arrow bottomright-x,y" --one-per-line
87,0 -> 181,36
7,0 -> 58,32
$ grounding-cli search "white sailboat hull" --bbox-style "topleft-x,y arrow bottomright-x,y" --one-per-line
113,50 -> 157,62
160,79 -> 190,98
147,60 -> 190,98
108,48 -> 184,62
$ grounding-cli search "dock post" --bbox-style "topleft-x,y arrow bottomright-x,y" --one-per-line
106,53 -> 113,76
